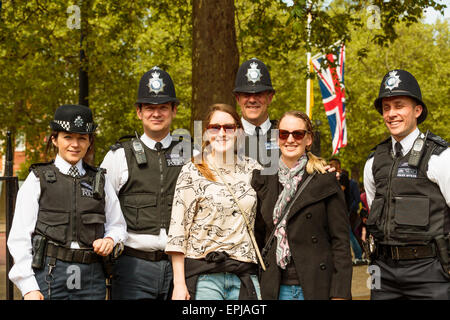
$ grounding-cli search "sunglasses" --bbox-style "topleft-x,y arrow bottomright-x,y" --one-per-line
278,129 -> 309,141
206,123 -> 238,133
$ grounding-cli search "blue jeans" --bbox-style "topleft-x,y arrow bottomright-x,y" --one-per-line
278,285 -> 305,300
349,227 -> 362,259
112,255 -> 172,300
195,272 -> 261,300
34,257 -> 106,300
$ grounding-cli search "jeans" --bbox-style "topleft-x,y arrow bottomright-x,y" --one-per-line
34,257 -> 106,300
195,272 -> 261,300
349,227 -> 362,259
278,285 -> 305,300
112,254 -> 173,300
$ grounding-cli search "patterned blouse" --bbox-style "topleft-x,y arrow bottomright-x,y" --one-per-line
165,156 -> 262,264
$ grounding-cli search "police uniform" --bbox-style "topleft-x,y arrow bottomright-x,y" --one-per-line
7,104 -> 127,300
363,70 -> 450,299
233,58 -> 280,172
101,67 -> 188,300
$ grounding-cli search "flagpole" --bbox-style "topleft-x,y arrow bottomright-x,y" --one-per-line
306,0 -> 312,119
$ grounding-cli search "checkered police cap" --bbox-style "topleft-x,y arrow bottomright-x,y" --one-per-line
50,104 -> 97,134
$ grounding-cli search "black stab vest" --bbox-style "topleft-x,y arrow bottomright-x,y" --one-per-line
366,133 -> 449,245
32,162 -> 106,249
118,139 -> 185,235
243,120 -> 280,168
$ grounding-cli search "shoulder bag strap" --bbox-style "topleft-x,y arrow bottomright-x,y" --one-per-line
261,172 -> 316,259
208,160 -> 267,271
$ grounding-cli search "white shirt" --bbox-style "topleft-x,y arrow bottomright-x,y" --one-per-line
241,117 -> 273,136
100,133 -> 173,252
7,155 -> 128,296
363,128 -> 450,209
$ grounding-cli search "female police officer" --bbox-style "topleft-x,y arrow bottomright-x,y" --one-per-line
7,104 -> 127,300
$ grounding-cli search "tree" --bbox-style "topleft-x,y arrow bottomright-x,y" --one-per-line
191,0 -> 239,129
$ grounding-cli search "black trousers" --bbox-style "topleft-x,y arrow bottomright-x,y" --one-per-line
370,257 -> 450,300
111,254 -> 172,300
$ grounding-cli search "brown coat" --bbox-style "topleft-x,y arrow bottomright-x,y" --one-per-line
251,170 -> 353,300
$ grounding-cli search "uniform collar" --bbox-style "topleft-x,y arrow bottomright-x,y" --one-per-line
241,117 -> 272,136
391,127 -> 420,157
55,154 -> 85,176
140,132 -> 172,151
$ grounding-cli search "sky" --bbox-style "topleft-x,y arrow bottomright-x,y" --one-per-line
282,0 -> 450,24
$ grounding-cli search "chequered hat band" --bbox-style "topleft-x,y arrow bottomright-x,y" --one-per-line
52,120 -> 96,133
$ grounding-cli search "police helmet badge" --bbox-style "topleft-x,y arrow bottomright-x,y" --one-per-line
246,61 -> 262,84
147,69 -> 165,95
74,115 -> 84,127
384,70 -> 401,91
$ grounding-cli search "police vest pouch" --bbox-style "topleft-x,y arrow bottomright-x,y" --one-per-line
394,196 -> 430,229
31,234 -> 48,269
93,168 -> 106,200
121,194 -> 158,233
366,197 -> 385,237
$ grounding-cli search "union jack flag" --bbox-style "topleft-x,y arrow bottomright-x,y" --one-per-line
311,43 -> 347,155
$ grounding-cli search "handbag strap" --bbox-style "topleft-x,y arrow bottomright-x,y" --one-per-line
262,172 -> 316,258
207,159 -> 267,271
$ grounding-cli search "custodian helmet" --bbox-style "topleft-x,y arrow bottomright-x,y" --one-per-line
136,66 -> 179,106
233,58 -> 274,94
374,69 -> 427,124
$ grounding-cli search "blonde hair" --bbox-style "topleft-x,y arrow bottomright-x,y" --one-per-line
278,110 -> 327,174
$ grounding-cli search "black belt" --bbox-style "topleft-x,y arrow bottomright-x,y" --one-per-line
376,243 -> 437,260
123,246 -> 168,262
46,242 -> 102,264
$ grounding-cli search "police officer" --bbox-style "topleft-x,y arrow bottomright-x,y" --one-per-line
363,69 -> 450,299
233,58 -> 279,171
101,66 -> 188,300
7,104 -> 128,300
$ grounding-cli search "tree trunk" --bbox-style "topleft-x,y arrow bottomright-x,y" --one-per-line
191,0 -> 239,129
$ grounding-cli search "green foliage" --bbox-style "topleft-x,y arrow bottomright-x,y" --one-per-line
0,0 -> 448,184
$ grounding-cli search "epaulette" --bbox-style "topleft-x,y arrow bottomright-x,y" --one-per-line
109,134 -> 135,151
29,161 -> 56,180
426,132 -> 449,156
82,161 -> 106,175
367,151 -> 375,160
29,161 -> 54,176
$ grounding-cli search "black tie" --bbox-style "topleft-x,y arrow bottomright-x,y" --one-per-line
255,127 -> 261,163
394,141 -> 402,158
255,126 -> 261,138
155,142 -> 163,152
68,165 -> 80,178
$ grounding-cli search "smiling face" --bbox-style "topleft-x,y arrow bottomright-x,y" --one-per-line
235,91 -> 273,126
52,132 -> 91,165
381,96 -> 422,141
136,103 -> 176,141
278,115 -> 312,165
205,110 -> 239,156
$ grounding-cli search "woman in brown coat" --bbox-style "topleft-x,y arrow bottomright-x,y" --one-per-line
251,110 -> 352,300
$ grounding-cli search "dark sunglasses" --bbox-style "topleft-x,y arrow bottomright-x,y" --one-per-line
278,129 -> 309,141
206,123 -> 237,133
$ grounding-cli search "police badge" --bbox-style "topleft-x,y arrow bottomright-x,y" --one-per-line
147,69 -> 165,95
246,61 -> 262,84
74,115 -> 84,127
384,70 -> 401,91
